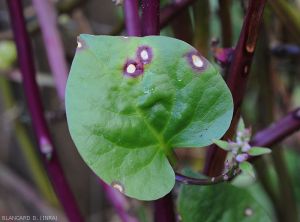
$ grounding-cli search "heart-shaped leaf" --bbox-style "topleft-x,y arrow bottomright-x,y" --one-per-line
66,35 -> 233,200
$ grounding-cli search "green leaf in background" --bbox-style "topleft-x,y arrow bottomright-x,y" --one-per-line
213,139 -> 230,151
248,147 -> 271,156
178,171 -> 273,222
66,35 -> 233,200
240,161 -> 255,178
284,149 -> 300,206
0,41 -> 17,70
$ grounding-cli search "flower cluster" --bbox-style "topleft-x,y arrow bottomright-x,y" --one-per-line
213,121 -> 271,178
229,128 -> 252,163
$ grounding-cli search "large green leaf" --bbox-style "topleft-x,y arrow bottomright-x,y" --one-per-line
178,171 -> 273,222
66,35 -> 233,200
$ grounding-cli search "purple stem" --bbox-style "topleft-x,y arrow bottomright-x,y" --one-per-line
250,108 -> 300,147
99,180 -> 138,222
33,1 -> 139,221
176,169 -> 236,185
177,108 -> 300,184
7,1 -> 83,221
123,0 -> 141,36
204,0 -> 267,176
271,44 -> 300,57
226,0 -> 267,112
32,0 -> 68,103
154,192 -> 176,222
160,0 -> 196,28
141,0 -> 160,35
120,0 -> 201,35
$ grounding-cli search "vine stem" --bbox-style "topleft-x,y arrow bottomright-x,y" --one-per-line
140,1 -> 176,221
153,192 -> 176,222
99,180 -> 138,222
141,0 -> 160,35
32,0 -> 68,104
176,167 -> 238,185
178,107 -> 300,185
160,0 -> 196,28
6,1 -> 83,221
204,0 -> 267,176
123,0 -> 141,36
250,108 -> 300,147
113,0 -> 207,36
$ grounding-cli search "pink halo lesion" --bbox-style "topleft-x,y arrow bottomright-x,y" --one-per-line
123,59 -> 144,78
186,51 -> 208,72
137,46 -> 153,65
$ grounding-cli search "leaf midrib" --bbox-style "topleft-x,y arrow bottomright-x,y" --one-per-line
134,107 -> 170,157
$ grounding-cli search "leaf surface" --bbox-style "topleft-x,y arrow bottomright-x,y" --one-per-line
66,35 -> 233,200
240,161 -> 255,178
178,171 -> 273,222
248,147 -> 271,156
213,139 -> 230,151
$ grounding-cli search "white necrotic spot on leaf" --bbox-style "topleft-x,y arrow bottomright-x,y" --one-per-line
178,215 -> 182,221
191,54 -> 204,68
111,181 -> 124,193
140,49 -> 149,60
123,60 -> 144,77
244,208 -> 253,216
126,63 -> 136,74
137,46 -> 153,64
77,40 -> 82,49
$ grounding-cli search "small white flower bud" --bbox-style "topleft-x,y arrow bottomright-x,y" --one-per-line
225,160 -> 230,169
232,147 -> 238,154
235,153 -> 248,162
242,143 -> 251,152
223,175 -> 229,180
236,138 -> 243,146
237,131 -> 243,138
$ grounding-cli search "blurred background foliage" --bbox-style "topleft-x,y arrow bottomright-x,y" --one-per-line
0,0 -> 300,221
